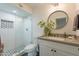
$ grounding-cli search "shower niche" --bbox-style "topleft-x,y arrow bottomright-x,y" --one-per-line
1,19 -> 14,29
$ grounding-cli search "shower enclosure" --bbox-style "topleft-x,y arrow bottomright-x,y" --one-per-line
0,3 -> 32,56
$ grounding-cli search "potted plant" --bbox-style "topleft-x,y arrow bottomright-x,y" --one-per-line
38,19 -> 55,36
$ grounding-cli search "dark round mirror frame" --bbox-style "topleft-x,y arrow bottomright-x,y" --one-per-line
47,10 -> 69,30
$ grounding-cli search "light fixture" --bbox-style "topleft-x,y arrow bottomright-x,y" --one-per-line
54,3 -> 59,6
18,3 -> 23,7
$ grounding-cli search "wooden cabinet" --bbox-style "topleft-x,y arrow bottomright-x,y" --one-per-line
38,39 -> 79,56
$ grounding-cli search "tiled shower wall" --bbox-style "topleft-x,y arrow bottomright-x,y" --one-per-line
0,11 -> 32,55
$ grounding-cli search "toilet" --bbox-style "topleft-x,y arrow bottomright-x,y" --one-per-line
13,44 -> 37,56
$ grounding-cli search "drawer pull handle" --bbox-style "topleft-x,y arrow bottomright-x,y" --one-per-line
51,49 -> 54,51
54,50 -> 56,52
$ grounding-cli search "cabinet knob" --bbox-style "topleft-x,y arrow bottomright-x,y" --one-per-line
51,49 -> 54,51
54,50 -> 56,52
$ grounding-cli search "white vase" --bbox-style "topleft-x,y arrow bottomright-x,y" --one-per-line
76,30 -> 79,36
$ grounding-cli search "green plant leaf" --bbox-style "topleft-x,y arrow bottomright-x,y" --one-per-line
38,19 -> 55,36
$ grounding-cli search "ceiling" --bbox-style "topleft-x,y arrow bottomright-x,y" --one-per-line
0,3 -> 31,18
25,3 -> 59,7
0,3 -> 59,18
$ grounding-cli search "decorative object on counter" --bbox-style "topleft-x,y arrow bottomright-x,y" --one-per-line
63,32 -> 67,38
48,10 -> 69,30
73,14 -> 79,31
76,30 -> 79,36
76,30 -> 79,40
47,33 -> 76,39
68,36 -> 73,39
73,15 -> 78,31
38,19 -> 55,36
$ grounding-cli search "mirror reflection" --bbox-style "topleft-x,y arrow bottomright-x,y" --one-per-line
48,10 -> 68,29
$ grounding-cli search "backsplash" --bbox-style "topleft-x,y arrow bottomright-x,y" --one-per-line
47,33 -> 76,38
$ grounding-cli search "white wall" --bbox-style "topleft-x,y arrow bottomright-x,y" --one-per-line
14,16 -> 25,52
32,10 -> 44,43
23,16 -> 32,46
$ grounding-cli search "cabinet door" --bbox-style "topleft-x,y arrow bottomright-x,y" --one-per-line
73,47 -> 79,55
38,39 -> 76,56
39,45 -> 54,56
54,48 -> 75,56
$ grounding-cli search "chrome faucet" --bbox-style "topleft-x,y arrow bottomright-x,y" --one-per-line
64,32 -> 67,38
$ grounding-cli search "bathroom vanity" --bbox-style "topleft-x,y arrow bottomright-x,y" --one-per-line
38,36 -> 79,56
37,8 -> 79,56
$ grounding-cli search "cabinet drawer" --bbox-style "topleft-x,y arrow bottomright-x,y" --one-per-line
53,48 -> 75,56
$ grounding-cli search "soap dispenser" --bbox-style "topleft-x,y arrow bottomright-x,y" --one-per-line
76,30 -> 79,40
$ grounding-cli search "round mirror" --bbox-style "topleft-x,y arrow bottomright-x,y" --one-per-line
48,10 -> 69,29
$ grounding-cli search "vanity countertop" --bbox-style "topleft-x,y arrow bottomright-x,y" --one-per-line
38,36 -> 79,47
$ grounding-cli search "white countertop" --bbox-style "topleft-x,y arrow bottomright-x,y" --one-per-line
38,36 -> 79,47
